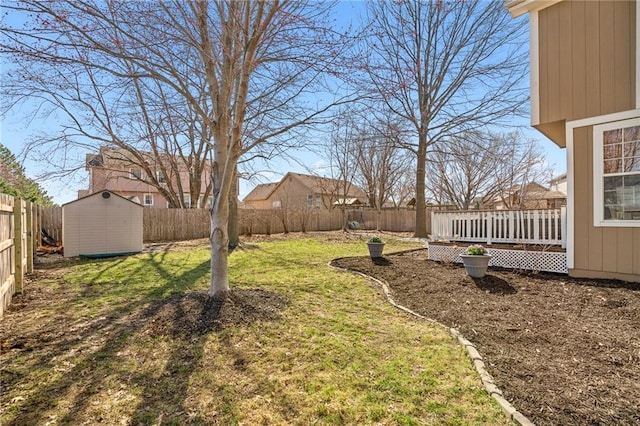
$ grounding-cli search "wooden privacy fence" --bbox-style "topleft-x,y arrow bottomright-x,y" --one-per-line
142,208 -> 422,241
353,209 -> 419,233
239,208 -> 421,236
143,208 -> 211,242
431,208 -> 567,247
144,208 -> 351,241
1,195 -> 36,317
39,206 -> 426,243
39,205 -> 62,244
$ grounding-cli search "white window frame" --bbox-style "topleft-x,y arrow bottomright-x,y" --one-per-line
183,194 -> 191,209
593,116 -> 640,227
156,170 -> 166,183
306,194 -> 313,209
143,193 -> 154,206
272,200 -> 281,209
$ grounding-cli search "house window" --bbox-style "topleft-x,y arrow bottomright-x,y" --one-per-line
306,194 -> 313,209
143,194 -> 154,206
594,117 -> 640,226
156,170 -> 166,183
183,194 -> 191,208
272,200 -> 281,209
315,194 -> 322,209
129,168 -> 142,180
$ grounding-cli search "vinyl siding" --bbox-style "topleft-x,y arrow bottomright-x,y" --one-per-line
63,192 -> 143,257
538,1 -> 635,129
571,126 -> 640,280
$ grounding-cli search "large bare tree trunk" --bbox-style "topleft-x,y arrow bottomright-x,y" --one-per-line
2,0 -> 356,299
342,207 -> 348,231
414,141 -> 428,238
359,1 -> 527,239
210,206 -> 229,297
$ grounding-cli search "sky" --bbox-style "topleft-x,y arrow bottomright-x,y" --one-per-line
0,1 -> 566,206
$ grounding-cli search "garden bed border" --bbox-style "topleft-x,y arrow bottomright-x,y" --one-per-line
329,251 -> 535,426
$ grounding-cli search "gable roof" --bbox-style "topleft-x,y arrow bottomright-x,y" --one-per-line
63,190 -> 143,208
286,172 -> 367,199
242,182 -> 279,202
243,172 -> 367,203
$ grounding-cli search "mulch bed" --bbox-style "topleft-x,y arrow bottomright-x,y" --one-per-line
332,249 -> 640,426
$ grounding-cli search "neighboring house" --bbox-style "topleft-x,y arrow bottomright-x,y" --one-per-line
485,182 -> 566,210
243,172 -> 367,210
506,0 -> 640,282
549,173 -> 567,194
79,147 -> 212,208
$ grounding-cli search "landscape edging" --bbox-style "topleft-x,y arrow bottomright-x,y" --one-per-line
329,254 -> 536,426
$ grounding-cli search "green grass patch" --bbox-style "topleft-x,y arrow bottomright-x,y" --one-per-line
1,233 -> 509,425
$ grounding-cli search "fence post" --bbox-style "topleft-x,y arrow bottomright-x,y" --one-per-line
430,210 -> 436,239
13,198 -> 24,293
486,212 -> 493,245
26,201 -> 33,273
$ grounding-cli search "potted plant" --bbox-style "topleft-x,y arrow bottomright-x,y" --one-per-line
367,236 -> 385,258
460,244 -> 491,278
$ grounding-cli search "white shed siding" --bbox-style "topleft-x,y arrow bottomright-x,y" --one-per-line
63,191 -> 143,257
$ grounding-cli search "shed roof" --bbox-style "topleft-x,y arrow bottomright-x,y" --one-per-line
63,190 -> 143,208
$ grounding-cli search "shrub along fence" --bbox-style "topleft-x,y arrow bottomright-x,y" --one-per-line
40,206 -> 425,243
1,194 -> 36,317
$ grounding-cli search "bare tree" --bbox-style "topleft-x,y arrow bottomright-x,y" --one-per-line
354,115 -> 412,210
358,0 -> 528,237
426,131 -> 552,210
2,1 -> 351,296
425,131 -> 504,210
324,111 -> 360,229
492,133 -> 554,209
389,167 -> 416,209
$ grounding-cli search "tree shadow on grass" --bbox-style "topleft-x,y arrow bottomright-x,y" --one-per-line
1,249 -> 287,426
128,289 -> 289,424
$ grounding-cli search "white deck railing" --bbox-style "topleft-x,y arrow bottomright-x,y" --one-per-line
431,207 -> 566,247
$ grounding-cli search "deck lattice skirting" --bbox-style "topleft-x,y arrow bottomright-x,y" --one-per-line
428,244 -> 568,274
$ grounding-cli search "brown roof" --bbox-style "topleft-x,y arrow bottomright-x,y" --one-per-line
525,189 -> 567,200
287,172 -> 367,199
243,172 -> 368,203
242,182 -> 279,202
333,198 -> 363,206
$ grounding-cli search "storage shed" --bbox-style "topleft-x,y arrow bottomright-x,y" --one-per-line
62,190 -> 143,258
